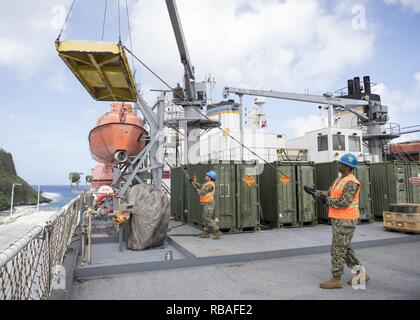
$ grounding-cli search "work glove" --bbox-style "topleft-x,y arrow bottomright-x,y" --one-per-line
190,179 -> 198,188
304,186 -> 316,197
315,192 -> 328,205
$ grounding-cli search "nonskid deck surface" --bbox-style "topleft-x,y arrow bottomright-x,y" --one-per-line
70,242 -> 420,300
69,221 -> 420,300
169,222 -> 410,258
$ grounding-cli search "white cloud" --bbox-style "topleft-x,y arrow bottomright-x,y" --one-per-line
46,72 -> 71,93
362,75 -> 420,141
128,0 -> 376,104
286,114 -> 327,137
384,0 -> 420,13
0,0 -> 376,98
415,72 -> 420,87
284,72 -> 420,140
0,0 -> 72,78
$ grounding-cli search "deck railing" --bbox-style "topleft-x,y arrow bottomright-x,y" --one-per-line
0,196 -> 81,300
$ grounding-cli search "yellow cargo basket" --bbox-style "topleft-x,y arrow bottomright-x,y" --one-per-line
56,41 -> 138,102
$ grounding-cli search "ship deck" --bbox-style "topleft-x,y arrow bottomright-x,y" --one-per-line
67,221 -> 420,300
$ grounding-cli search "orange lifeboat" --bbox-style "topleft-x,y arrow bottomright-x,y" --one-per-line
91,163 -> 114,188
89,104 -> 148,164
389,141 -> 420,154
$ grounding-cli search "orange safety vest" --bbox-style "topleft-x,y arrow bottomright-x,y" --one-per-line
200,181 -> 216,204
328,174 -> 360,220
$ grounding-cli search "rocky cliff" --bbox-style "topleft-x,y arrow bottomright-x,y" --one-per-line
0,148 -> 51,211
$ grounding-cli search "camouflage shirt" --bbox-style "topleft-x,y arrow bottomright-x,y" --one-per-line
324,180 -> 359,209
194,182 -> 215,196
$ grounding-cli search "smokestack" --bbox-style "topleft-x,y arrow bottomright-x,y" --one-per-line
347,79 -> 355,96
354,77 -> 361,96
363,76 -> 371,95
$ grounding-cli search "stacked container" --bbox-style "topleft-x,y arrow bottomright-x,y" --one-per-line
259,162 -> 317,228
184,161 -> 261,232
314,162 -> 374,224
406,163 -> 420,204
371,162 -> 420,219
170,166 -> 188,223
371,162 -> 407,219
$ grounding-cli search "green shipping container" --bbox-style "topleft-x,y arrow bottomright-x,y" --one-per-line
260,162 -> 317,228
406,163 -> 420,204
170,166 -> 188,222
186,162 -> 260,232
370,162 -> 408,219
314,162 -> 373,223
296,163 -> 317,225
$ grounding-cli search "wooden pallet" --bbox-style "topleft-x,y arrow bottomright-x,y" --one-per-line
384,211 -> 420,223
383,211 -> 420,234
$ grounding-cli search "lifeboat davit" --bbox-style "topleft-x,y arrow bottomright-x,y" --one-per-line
91,163 -> 114,189
89,104 -> 148,164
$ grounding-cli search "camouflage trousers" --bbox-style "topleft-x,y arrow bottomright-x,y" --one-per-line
331,219 -> 361,278
202,204 -> 219,233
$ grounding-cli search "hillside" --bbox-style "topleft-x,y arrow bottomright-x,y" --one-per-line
0,148 -> 51,211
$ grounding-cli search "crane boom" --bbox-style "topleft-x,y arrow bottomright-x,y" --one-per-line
165,0 -> 195,100
223,87 -> 369,109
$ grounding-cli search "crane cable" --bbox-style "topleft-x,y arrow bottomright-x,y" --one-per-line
125,0 -> 135,73
101,0 -> 108,41
123,47 -> 305,188
124,46 -> 177,95
117,0 -> 122,43
56,0 -> 77,42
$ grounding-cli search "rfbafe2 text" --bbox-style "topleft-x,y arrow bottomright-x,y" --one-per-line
166,304 -> 254,317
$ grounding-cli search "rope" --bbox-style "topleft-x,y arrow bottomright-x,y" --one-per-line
122,48 -> 303,187
56,0 -> 77,42
101,0 -> 108,41
118,0 -> 122,43
124,46 -> 176,93
125,0 -> 135,73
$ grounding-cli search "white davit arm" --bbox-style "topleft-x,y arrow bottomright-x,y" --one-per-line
222,87 -> 369,109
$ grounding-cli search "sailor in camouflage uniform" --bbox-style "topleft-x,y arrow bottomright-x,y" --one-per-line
306,154 -> 369,289
193,171 -> 222,240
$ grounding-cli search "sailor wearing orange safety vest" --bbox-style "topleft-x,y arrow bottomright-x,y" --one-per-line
192,171 -> 222,240
305,153 -> 369,289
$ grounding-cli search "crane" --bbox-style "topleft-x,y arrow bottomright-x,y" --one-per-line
223,80 -> 401,162
223,87 -> 370,125
165,0 -> 220,165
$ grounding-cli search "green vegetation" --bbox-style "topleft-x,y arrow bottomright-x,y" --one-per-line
0,149 -> 51,211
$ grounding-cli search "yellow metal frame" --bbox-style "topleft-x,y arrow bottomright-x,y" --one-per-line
56,41 -> 138,102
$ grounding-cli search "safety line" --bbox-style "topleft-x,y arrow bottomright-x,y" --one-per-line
101,0 -> 108,41
56,0 -> 77,42
123,47 -> 304,187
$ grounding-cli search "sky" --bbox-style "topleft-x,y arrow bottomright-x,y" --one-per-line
0,0 -> 419,185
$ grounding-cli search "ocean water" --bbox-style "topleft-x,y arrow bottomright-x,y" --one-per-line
31,185 -> 86,211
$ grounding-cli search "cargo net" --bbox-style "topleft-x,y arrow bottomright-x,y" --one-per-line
0,197 -> 81,300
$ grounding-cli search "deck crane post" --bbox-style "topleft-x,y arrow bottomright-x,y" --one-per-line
165,0 -> 220,165
223,86 -> 401,162
114,0 -> 222,196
